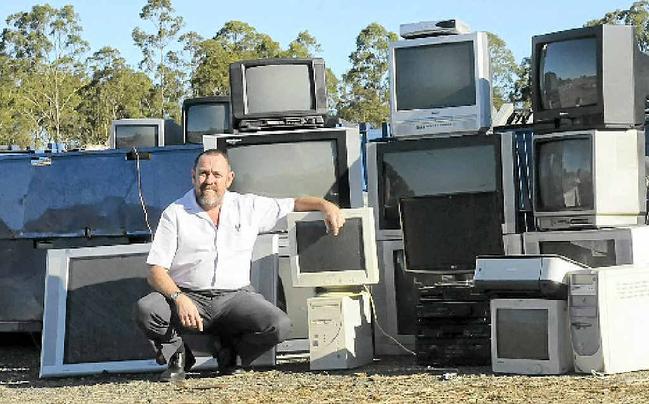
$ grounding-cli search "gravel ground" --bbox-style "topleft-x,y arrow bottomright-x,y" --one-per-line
3,334 -> 649,403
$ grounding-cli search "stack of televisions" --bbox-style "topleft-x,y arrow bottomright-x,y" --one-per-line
473,23 -> 649,375
367,20 -> 520,366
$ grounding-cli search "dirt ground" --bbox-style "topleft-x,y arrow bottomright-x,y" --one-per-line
2,334 -> 649,403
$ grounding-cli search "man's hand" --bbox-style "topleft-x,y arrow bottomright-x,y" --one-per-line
175,294 -> 203,332
323,201 -> 345,236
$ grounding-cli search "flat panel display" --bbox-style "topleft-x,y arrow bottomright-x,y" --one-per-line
539,37 -> 598,110
540,240 -> 616,268
114,125 -> 158,148
395,41 -> 475,110
535,137 -> 593,211
296,218 -> 364,273
496,308 -> 549,360
245,64 -> 313,113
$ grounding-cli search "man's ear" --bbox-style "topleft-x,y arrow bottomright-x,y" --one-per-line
191,169 -> 196,186
225,170 -> 235,188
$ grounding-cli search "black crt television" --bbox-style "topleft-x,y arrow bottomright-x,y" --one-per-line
182,96 -> 232,144
229,58 -> 328,131
211,128 -> 363,218
399,192 -> 505,274
531,24 -> 649,133
367,134 -> 518,239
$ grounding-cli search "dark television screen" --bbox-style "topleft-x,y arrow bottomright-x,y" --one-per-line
380,142 -> 498,229
496,308 -> 549,359
395,41 -> 475,110
114,125 -> 158,148
227,140 -> 340,204
185,103 -> 231,143
535,137 -> 593,211
539,37 -> 598,110
540,239 -> 616,268
296,218 -> 364,273
400,192 -> 504,272
245,64 -> 313,114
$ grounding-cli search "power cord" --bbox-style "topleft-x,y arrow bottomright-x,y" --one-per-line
132,147 -> 153,235
362,285 -> 416,357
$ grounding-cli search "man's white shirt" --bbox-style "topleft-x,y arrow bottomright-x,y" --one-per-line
147,189 -> 294,290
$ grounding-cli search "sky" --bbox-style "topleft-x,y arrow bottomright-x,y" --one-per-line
0,0 -> 637,78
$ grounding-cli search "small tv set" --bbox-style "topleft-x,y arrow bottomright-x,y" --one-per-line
531,24 -> 649,132
399,192 -> 505,274
367,133 -> 516,240
523,226 -> 649,268
533,129 -> 645,230
229,58 -> 327,131
205,127 -> 363,217
388,31 -> 492,137
288,208 -> 378,288
491,298 -> 573,375
110,118 -> 183,149
182,96 -> 232,144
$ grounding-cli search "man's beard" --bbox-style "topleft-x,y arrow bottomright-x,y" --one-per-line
195,187 -> 222,210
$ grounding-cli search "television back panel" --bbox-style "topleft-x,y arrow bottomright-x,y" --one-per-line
523,226 -> 649,268
570,264 -> 649,374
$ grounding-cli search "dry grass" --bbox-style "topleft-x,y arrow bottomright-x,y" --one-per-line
3,334 -> 649,403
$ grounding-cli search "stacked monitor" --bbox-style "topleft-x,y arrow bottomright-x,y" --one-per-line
110,119 -> 182,149
182,96 -> 232,144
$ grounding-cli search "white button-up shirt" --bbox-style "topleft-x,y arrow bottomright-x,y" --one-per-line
147,189 -> 294,290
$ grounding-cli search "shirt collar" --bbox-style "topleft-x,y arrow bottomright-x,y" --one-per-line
181,188 -> 231,216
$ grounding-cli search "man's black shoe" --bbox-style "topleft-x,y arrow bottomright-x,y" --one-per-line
216,346 -> 242,376
159,351 -> 187,382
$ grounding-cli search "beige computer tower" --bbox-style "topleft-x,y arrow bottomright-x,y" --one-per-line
308,292 -> 373,370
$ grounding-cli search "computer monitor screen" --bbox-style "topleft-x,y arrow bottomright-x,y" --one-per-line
400,192 -> 504,273
245,64 -> 313,114
539,37 -> 598,110
395,41 -> 475,110
496,308 -> 548,360
535,137 -> 593,212
288,208 -> 378,288
227,140 -> 339,204
540,240 -> 616,268
381,142 -> 498,229
114,125 -> 158,148
295,218 -> 364,273
185,103 -> 231,143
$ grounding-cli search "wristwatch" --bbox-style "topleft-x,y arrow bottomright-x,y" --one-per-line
170,291 -> 183,301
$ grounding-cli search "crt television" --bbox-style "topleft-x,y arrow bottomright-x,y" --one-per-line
531,24 -> 649,133
523,226 -> 649,268
388,31 -> 492,137
182,96 -> 232,144
110,118 -> 183,149
491,298 -> 573,375
229,58 -> 327,131
288,208 -> 378,288
533,129 -> 645,230
367,133 -> 516,240
204,127 -> 363,212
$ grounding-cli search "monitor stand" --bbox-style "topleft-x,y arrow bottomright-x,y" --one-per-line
307,288 -> 373,370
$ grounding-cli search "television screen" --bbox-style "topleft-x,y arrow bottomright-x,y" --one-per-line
395,41 -> 475,110
496,308 -> 549,359
245,64 -> 313,114
535,137 -> 593,211
380,143 -> 498,229
185,103 -> 230,143
227,140 -> 340,204
114,125 -> 158,148
295,218 -> 364,273
539,37 -> 598,110
540,239 -> 616,268
400,192 -> 504,273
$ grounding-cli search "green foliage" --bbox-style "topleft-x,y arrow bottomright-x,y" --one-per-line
586,1 -> 649,51
512,57 -> 532,109
486,32 -> 517,111
337,23 -> 397,127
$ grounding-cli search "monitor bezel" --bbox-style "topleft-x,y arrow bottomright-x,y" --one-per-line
182,95 -> 233,143
388,31 -> 492,137
229,58 -> 327,121
288,208 -> 379,288
110,119 -> 165,149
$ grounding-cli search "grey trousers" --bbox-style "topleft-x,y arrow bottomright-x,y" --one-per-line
134,286 -> 292,367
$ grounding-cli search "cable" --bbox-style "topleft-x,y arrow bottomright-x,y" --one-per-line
362,285 -> 416,357
133,147 -> 153,235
